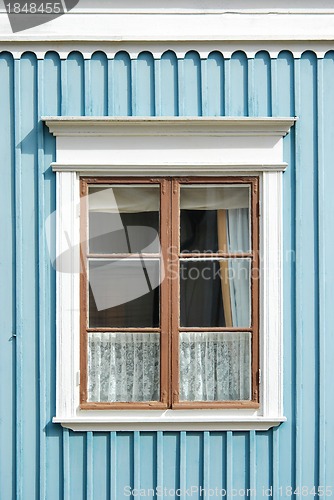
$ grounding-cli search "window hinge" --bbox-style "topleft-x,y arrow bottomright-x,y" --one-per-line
76,371 -> 80,386
258,369 -> 261,385
256,201 -> 261,218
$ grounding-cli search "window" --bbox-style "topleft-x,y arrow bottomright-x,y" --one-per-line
80,177 -> 259,410
44,116 -> 295,430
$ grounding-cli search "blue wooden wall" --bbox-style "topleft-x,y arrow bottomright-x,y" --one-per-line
0,49 -> 334,499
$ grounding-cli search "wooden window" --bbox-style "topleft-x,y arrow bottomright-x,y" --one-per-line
79,176 -> 260,410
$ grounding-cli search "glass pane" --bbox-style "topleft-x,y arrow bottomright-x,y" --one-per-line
180,259 -> 251,328
88,332 -> 160,402
88,185 -> 160,254
89,259 -> 160,328
180,185 -> 250,253
179,331 -> 251,401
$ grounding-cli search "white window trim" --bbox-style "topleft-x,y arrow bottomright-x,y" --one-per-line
43,116 -> 295,431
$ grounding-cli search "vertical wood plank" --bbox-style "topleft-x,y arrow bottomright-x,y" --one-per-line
86,52 -> 108,116
276,50 -> 296,495
69,433 -> 86,500
294,51 -> 319,490
42,51 -> 62,500
208,433 -> 225,495
110,432 -> 117,500
203,51 -> 224,116
317,56 -> 326,491
157,51 -> 179,116
156,431 -> 163,495
109,51 -> 132,116
115,433 -> 134,499
62,52 -> 85,116
0,51 -> 15,500
256,432 -> 272,497
249,431 -> 256,496
247,57 -> 255,116
63,429 -> 70,500
251,51 -> 272,117
86,431 -> 94,500
319,51 -> 334,488
179,431 -> 187,500
203,432 -> 210,499
232,433 -> 249,497
162,432 -> 180,499
228,51 -> 248,116
133,431 -> 141,493
226,432 -> 232,500
179,51 -> 202,116
185,433 -> 203,500
132,52 -> 155,116
93,434 -> 110,500
140,433 -> 157,497
272,428 -> 279,500
15,52 -> 39,500
294,56 -> 303,492
37,56 -> 47,500
14,56 -> 23,500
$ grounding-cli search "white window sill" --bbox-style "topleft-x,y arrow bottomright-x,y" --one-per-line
53,411 -> 286,432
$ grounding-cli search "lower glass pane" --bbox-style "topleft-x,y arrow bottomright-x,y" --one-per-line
179,331 -> 251,401
88,332 -> 160,402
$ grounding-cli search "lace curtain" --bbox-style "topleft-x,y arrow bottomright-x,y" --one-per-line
180,332 -> 251,401
88,331 -> 251,403
88,332 -> 160,402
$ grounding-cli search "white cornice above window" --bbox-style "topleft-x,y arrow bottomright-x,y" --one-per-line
44,116 -> 295,136
44,116 -> 295,176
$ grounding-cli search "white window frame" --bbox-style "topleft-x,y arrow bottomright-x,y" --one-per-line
43,116 -> 295,431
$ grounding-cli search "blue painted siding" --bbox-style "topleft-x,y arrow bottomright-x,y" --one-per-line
0,49 -> 333,499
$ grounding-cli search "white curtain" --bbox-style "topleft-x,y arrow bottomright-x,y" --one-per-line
180,332 -> 251,401
226,207 -> 250,252
88,332 -> 160,402
227,208 -> 251,327
89,185 -> 249,213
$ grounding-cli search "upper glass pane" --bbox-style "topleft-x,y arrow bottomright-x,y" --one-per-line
180,185 -> 250,254
88,185 -> 160,254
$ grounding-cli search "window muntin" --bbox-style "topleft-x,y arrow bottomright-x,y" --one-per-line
80,177 -> 259,410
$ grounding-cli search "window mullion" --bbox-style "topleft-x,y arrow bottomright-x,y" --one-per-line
160,178 -> 172,407
171,179 -> 180,407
